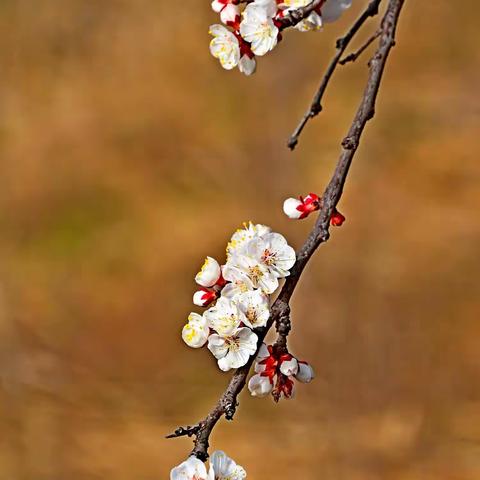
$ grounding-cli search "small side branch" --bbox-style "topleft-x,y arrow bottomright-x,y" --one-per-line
339,29 -> 382,65
287,0 -> 382,150
168,0 -> 406,462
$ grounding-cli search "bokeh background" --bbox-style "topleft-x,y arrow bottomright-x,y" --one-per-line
0,1 -> 479,479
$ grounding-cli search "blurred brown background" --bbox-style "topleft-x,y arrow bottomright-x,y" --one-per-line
0,1 -> 479,479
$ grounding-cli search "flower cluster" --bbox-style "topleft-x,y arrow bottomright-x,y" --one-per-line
248,343 -> 315,401
171,450 -> 245,480
209,0 -> 354,75
182,222 -> 296,372
283,192 -> 346,225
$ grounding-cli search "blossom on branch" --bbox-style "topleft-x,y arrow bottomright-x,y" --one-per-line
208,0 -> 354,74
239,0 -> 279,56
235,289 -> 270,329
248,343 -> 314,401
247,232 -> 296,278
209,450 -> 247,479
205,296 -> 243,336
195,256 -> 222,288
170,451 -> 246,480
170,456 -> 210,480
208,327 -> 258,371
226,221 -> 271,259
182,313 -> 210,349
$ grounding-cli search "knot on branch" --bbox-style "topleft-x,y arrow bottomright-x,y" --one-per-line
166,423 -> 201,439
310,104 -> 323,117
223,399 -> 239,421
342,136 -> 358,150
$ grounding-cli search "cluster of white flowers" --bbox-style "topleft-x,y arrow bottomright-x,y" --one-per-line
248,343 -> 315,400
182,222 -> 296,371
171,451 -> 245,480
209,0 -> 353,75
173,198 -> 336,475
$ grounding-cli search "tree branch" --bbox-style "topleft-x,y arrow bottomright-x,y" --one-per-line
339,28 -> 382,65
168,0 -> 406,461
287,0 -> 382,150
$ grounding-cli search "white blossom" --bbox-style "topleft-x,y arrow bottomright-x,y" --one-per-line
239,0 -> 279,56
170,456 -> 210,480
182,313 -> 210,349
235,289 -> 270,329
195,256 -> 222,288
209,24 -> 241,71
223,252 -> 279,294
221,279 -> 251,299
226,221 -> 271,259
208,327 -> 258,371
209,451 -> 246,479
204,296 -> 243,336
246,232 -> 296,279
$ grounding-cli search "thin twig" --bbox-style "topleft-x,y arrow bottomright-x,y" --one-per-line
339,29 -> 382,65
167,0 -> 406,461
287,0 -> 382,151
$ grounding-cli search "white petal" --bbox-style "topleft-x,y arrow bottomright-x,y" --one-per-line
210,451 -> 247,480
170,456 -> 208,480
209,23 -> 230,37
248,374 -> 273,397
207,334 -> 228,359
258,271 -> 279,294
220,4 -> 240,24
236,289 -> 270,328
210,451 -> 235,477
238,55 -> 256,76
204,297 -> 242,336
256,343 -> 270,361
211,1 -> 224,13
283,198 -> 303,219
195,257 -> 222,287
182,314 -> 209,349
279,357 -> 299,376
295,361 -> 315,383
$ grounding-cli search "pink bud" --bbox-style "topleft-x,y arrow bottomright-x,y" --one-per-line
220,4 -> 240,24
193,288 -> 218,307
283,197 -> 304,219
283,193 -> 321,220
211,0 -> 227,13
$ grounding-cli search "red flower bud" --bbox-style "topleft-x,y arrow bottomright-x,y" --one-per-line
330,209 -> 346,227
